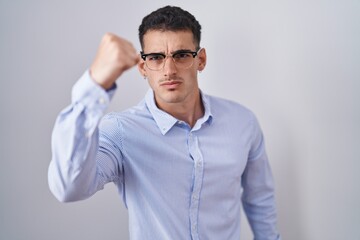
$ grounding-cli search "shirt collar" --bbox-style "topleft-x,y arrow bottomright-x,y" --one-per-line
145,89 -> 213,135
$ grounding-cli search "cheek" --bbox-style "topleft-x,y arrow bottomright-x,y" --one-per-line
187,68 -> 199,81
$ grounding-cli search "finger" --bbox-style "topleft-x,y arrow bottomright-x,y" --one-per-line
124,47 -> 140,65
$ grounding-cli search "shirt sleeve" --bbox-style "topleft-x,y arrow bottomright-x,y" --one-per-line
48,70 -> 122,202
241,113 -> 281,240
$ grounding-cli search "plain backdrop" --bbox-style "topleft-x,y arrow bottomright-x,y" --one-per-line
0,1 -> 359,239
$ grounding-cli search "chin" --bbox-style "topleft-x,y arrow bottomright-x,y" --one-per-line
159,92 -> 184,104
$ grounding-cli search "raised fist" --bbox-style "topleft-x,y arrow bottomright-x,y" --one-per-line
90,33 -> 139,90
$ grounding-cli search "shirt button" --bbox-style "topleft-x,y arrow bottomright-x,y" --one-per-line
98,97 -> 106,104
192,224 -> 197,231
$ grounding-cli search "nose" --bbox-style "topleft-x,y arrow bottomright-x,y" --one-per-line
163,56 -> 177,76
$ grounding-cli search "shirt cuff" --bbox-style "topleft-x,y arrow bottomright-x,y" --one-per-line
71,70 -> 117,112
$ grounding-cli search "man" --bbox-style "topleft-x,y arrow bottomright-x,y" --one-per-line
48,5 -> 281,240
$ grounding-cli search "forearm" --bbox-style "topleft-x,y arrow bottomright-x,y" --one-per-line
241,151 -> 281,240
48,32 -> 138,202
48,71 -> 115,202
241,115 -> 281,239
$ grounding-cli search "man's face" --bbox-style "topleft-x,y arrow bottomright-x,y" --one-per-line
138,30 -> 206,109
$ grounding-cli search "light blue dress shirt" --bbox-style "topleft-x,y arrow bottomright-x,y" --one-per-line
48,71 -> 281,240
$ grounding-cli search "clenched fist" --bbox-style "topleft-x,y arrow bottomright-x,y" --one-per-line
90,33 -> 139,90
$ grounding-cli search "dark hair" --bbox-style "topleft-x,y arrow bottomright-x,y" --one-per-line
138,6 -> 202,49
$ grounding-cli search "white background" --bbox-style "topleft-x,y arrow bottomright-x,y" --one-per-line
0,1 -> 359,239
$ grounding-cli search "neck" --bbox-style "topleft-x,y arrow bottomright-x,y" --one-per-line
156,91 -> 204,128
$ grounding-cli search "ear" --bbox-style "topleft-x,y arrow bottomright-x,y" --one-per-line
197,48 -> 207,72
137,55 -> 147,77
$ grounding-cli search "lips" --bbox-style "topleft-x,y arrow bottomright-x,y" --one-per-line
160,80 -> 182,89
161,81 -> 181,86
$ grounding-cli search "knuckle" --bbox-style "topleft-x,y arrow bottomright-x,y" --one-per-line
103,32 -> 112,41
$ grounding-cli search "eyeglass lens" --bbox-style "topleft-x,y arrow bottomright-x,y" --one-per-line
144,51 -> 197,70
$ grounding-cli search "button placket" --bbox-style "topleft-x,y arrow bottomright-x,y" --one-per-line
188,132 -> 204,240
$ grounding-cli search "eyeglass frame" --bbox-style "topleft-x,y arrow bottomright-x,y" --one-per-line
140,48 -> 201,71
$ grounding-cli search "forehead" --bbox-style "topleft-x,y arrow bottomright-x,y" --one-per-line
142,30 -> 196,52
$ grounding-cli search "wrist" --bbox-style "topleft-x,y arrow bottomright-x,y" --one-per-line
89,68 -> 117,90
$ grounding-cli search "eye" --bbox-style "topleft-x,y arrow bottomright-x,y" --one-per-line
173,52 -> 192,59
147,54 -> 165,61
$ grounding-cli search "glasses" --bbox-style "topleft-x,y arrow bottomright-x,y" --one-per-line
140,48 -> 201,71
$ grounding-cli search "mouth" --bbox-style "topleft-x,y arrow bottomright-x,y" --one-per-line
161,80 -> 181,85
160,80 -> 182,89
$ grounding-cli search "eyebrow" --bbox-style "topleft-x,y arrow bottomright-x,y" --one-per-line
172,49 -> 194,54
144,49 -> 194,55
